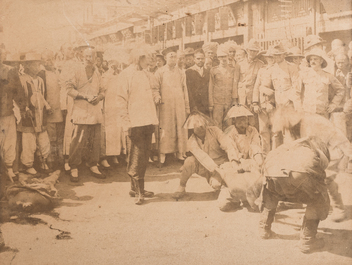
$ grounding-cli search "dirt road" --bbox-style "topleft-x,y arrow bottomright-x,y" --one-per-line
1,159 -> 352,265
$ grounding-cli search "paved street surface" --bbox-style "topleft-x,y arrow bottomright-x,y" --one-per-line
1,158 -> 352,265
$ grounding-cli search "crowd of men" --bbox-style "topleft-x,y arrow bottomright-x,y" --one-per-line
0,34 -> 352,253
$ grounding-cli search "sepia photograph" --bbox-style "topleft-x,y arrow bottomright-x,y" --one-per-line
0,0 -> 352,264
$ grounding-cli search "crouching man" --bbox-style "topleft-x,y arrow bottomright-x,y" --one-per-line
217,105 -> 264,211
172,112 -> 239,199
258,135 -> 330,254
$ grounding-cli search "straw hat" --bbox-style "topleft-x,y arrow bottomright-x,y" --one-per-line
3,53 -> 23,66
162,47 -> 177,57
271,42 -> 287,55
184,47 -> 195,56
304,35 -> 326,51
183,111 -> 215,129
225,105 -> 253,120
246,39 -> 261,51
305,48 -> 328,69
23,52 -> 42,62
285,46 -> 304,58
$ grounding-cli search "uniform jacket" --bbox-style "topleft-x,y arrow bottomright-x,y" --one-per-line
185,65 -> 210,116
209,65 -> 237,107
66,63 -> 106,124
299,68 -> 345,117
252,64 -> 275,107
234,58 -> 264,106
270,61 -> 300,108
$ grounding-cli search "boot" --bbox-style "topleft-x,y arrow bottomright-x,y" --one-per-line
299,217 -> 324,253
129,178 -> 154,198
259,208 -> 276,239
134,179 -> 144,205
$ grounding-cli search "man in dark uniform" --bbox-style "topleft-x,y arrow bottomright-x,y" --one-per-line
185,49 -> 210,116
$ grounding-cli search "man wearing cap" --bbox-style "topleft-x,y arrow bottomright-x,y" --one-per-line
155,53 -> 166,69
0,49 -> 25,178
118,46 -> 160,204
217,105 -> 263,212
234,39 -> 264,114
18,53 -> 53,175
298,48 -> 345,119
186,49 -> 211,116
38,50 -> 65,170
252,48 -> 277,154
184,47 -> 195,69
209,45 -> 237,129
155,47 -> 190,164
66,48 -> 106,181
202,42 -> 219,67
172,112 -> 239,199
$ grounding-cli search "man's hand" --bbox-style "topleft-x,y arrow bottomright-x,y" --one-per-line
260,86 -> 274,97
46,107 -> 53,115
252,103 -> 261,114
327,103 -> 337,113
154,96 -> 162,105
25,109 -> 33,119
61,109 -> 68,117
89,95 -> 103,106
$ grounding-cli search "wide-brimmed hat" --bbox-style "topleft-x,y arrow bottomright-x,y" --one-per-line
285,46 -> 304,58
202,42 -> 219,53
225,105 -> 253,120
183,111 -> 215,129
184,47 -> 195,56
257,46 -> 275,57
129,45 -> 156,64
3,53 -> 23,65
23,52 -> 42,62
304,35 -> 326,51
74,39 -> 95,50
271,43 -> 287,55
246,39 -> 261,51
162,47 -> 177,57
305,48 -> 328,68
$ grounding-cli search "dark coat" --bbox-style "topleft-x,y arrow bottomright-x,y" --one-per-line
185,66 -> 210,116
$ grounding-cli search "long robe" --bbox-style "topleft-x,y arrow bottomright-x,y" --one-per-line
102,73 -> 126,156
155,65 -> 190,154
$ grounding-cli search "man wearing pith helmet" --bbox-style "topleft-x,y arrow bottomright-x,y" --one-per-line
172,111 -> 239,199
217,105 -> 263,212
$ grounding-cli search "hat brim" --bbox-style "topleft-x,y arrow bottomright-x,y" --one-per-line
3,60 -> 22,65
285,54 -> 304,58
306,54 -> 328,68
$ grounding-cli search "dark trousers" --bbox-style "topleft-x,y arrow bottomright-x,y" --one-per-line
127,125 -> 154,181
261,172 -> 330,221
68,124 -> 101,169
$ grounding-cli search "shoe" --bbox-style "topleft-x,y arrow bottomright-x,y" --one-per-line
90,166 -> 106,179
260,228 -> 274,239
172,186 -> 186,199
129,190 -> 154,198
70,168 -> 79,182
26,167 -> 37,175
159,153 -> 166,164
64,163 -> 71,172
299,237 -> 325,254
111,156 -> 119,165
100,159 -> 110,168
330,207 -> 346,222
176,152 -> 185,161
